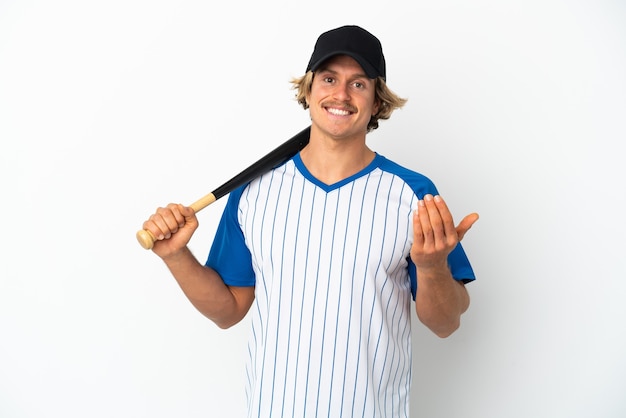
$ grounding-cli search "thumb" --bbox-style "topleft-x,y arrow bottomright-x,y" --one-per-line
456,212 -> 479,241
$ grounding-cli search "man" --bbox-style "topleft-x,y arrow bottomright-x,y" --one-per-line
142,25 -> 478,418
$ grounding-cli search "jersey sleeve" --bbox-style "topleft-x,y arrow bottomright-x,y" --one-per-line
408,242 -> 476,299
379,157 -> 476,298
205,186 -> 256,287
406,172 -> 476,298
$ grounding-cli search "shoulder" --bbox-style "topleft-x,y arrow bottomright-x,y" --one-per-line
375,154 -> 439,196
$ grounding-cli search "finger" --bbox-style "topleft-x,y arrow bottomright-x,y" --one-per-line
413,209 -> 424,246
432,195 -> 457,239
166,203 -> 187,229
422,194 -> 448,243
163,211 -> 183,237
456,212 -> 479,241
179,204 -> 197,224
417,197 -> 434,244
156,207 -> 180,240
144,209 -> 171,241
148,205 -> 184,240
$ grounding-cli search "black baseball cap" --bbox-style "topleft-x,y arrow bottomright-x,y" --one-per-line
306,25 -> 386,80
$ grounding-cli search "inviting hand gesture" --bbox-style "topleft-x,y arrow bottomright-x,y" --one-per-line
411,194 -> 479,270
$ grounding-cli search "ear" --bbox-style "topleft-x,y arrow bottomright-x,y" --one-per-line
372,99 -> 381,116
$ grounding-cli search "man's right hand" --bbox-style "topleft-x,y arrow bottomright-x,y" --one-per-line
141,203 -> 198,258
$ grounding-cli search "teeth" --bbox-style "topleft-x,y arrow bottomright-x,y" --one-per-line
327,108 -> 350,116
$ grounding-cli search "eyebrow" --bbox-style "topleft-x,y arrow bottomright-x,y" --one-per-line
316,66 -> 370,81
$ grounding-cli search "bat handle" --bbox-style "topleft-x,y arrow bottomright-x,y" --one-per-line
136,193 -> 217,250
136,229 -> 158,250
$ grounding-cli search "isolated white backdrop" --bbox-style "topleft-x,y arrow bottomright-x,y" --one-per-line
1,1 -> 625,417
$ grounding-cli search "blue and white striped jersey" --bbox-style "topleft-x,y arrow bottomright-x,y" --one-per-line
206,153 -> 475,418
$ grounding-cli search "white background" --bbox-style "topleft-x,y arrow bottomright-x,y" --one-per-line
1,1 -> 625,417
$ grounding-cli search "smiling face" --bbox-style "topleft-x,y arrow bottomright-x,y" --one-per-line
307,55 -> 380,141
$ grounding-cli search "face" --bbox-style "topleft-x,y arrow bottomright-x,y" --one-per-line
307,55 -> 380,140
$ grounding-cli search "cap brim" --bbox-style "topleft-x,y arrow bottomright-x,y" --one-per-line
308,51 -> 381,80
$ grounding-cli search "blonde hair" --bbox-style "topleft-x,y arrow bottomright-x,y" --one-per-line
290,71 -> 408,132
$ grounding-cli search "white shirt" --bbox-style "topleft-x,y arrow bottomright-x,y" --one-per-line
207,153 -> 475,418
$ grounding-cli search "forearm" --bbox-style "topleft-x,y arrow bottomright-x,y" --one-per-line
415,264 -> 469,338
161,247 -> 253,328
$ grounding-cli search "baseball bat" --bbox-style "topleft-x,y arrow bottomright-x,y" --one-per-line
136,125 -> 311,250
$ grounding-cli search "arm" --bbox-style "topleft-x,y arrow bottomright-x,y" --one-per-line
142,204 -> 255,329
411,194 -> 478,338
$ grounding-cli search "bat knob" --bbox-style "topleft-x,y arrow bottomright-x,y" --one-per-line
136,229 -> 156,250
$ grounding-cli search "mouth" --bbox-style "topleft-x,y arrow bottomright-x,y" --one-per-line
324,105 -> 356,117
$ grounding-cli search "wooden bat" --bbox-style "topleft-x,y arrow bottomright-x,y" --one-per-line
136,125 -> 311,249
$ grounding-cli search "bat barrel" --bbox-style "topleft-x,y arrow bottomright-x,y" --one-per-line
211,126 -> 310,200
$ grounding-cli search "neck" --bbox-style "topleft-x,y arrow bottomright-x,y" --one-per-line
299,126 -> 375,185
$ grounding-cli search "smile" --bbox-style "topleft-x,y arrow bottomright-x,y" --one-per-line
326,107 -> 353,116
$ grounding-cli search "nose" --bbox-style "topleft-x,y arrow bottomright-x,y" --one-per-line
331,82 -> 351,101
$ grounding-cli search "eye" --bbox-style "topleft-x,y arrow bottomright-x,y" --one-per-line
353,81 -> 364,89
323,76 -> 334,83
